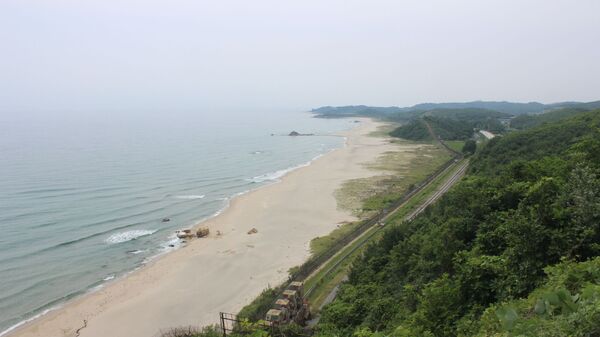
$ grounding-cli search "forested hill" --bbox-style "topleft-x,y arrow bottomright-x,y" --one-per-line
311,101 -> 588,119
510,101 -> 600,130
315,110 -> 600,337
389,109 -> 508,141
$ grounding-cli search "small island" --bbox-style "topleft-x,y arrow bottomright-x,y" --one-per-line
288,131 -> 314,136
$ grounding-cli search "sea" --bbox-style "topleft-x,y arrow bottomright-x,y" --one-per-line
0,110 -> 353,335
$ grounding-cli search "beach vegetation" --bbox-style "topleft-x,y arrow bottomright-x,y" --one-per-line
334,141 -> 450,219
238,286 -> 286,322
159,325 -> 221,337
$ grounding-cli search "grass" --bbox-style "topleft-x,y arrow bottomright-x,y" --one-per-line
310,221 -> 362,257
305,225 -> 379,307
334,140 -> 451,218
445,140 -> 465,153
368,122 -> 401,137
237,286 -> 285,321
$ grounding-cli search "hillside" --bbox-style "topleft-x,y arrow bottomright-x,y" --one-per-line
310,101 -> 592,119
314,110 -> 600,337
390,109 -> 508,141
510,102 -> 600,129
410,101 -> 547,115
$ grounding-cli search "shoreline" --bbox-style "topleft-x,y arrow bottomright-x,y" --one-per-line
1,131 -> 348,337
0,131 -> 347,337
6,118 -> 402,337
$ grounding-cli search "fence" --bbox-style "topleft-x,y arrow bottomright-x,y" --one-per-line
220,312 -> 311,337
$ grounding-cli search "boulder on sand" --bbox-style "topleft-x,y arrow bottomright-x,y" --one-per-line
247,228 -> 258,235
196,227 -> 209,238
176,229 -> 194,239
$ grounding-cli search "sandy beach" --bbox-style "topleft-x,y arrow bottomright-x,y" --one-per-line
8,118 -> 405,337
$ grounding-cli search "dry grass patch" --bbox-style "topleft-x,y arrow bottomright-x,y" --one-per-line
335,141 -> 450,218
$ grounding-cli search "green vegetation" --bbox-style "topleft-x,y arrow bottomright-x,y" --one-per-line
368,122 -> 401,138
160,326 -> 222,337
445,140 -> 466,153
311,101 -> 597,119
390,116 -> 478,141
334,141 -> 450,218
389,119 -> 431,140
510,107 -> 591,130
314,110 -> 600,337
462,140 -> 476,155
390,109 -> 507,142
508,101 -> 600,130
424,108 -> 510,120
163,106 -> 600,337
238,286 -> 285,321
474,258 -> 600,336
307,160 -> 467,310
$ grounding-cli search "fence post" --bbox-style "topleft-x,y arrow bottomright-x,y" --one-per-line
220,312 -> 227,337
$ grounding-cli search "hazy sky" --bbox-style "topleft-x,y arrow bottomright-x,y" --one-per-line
1,0 -> 599,115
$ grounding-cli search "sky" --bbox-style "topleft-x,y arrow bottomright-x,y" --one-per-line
1,0 -> 599,116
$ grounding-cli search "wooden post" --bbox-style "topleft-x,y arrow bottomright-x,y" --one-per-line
220,312 -> 227,337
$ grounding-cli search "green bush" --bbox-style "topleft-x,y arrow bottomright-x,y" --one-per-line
316,110 -> 600,336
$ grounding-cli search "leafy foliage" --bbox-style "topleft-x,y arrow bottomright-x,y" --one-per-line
311,101 -> 595,119
390,109 -> 507,141
238,286 -> 285,321
315,110 -> 600,337
389,118 -> 431,140
510,107 -> 588,130
462,140 -> 476,155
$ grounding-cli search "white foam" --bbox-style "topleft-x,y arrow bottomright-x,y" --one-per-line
174,195 -> 205,200
103,275 -> 115,281
247,152 -> 329,184
247,163 -> 310,183
157,233 -> 182,253
105,229 -> 157,244
89,284 -> 104,292
0,307 -> 58,337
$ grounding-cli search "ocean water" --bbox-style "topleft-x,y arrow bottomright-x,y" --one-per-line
0,110 -> 353,334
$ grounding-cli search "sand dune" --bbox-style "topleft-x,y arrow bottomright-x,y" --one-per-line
9,118 -> 408,337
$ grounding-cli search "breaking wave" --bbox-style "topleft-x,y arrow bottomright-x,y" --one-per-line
105,230 -> 157,244
246,153 -> 325,183
174,195 -> 205,200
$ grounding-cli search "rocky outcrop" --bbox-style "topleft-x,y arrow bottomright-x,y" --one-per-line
288,131 -> 314,136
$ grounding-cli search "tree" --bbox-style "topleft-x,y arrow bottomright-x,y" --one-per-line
462,140 -> 477,155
